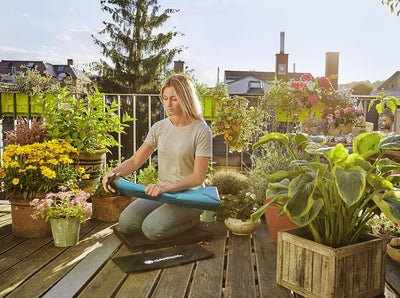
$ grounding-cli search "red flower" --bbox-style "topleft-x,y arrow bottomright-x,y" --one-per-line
318,76 -> 331,91
301,73 -> 312,82
308,94 -> 319,106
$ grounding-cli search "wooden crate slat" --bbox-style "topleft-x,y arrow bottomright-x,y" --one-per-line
43,233 -> 121,298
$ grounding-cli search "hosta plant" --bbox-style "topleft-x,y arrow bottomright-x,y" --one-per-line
251,132 -> 400,248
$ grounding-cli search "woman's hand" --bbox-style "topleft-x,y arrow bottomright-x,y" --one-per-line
145,184 -> 167,197
102,171 -> 121,193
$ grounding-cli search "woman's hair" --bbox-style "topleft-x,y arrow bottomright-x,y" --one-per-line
161,74 -> 203,120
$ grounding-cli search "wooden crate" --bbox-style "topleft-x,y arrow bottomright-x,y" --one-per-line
276,227 -> 386,298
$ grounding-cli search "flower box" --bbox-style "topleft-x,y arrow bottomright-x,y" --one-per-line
91,195 -> 135,222
276,227 -> 386,298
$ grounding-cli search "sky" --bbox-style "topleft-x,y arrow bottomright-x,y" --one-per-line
1,0 -> 399,87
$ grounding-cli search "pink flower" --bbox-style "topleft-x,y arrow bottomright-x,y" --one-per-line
307,94 -> 319,106
318,76 -> 331,91
301,73 -> 312,82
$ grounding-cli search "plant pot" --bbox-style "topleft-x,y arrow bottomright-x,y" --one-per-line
50,217 -> 81,247
91,195 -> 134,222
326,124 -> 354,136
264,197 -> 297,243
224,217 -> 261,236
277,227 -> 386,298
70,149 -> 106,194
9,195 -> 51,238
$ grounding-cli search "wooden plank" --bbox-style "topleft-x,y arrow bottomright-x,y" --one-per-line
252,222 -> 291,298
0,218 -> 11,239
77,244 -> 132,297
225,232 -> 256,298
188,221 -> 226,298
0,219 -> 103,297
152,263 -> 194,298
0,233 -> 26,254
43,233 -> 121,298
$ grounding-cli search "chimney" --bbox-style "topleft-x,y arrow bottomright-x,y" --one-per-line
174,60 -> 185,73
325,52 -> 339,89
67,59 -> 73,66
275,32 -> 288,81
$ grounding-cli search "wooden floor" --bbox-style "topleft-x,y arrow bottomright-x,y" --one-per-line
0,201 -> 293,298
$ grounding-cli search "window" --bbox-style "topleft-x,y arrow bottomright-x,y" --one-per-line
248,81 -> 262,89
7,62 -> 14,69
58,66 -> 64,72
26,62 -> 35,68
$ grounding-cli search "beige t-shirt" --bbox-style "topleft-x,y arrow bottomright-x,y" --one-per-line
144,118 -> 212,186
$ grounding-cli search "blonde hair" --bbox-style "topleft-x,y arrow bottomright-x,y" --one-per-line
161,74 -> 203,120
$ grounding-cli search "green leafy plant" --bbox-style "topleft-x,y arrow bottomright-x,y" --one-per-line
368,92 -> 400,114
251,132 -> 400,248
36,87 -> 134,153
137,164 -> 159,186
217,190 -> 259,221
30,186 -> 92,222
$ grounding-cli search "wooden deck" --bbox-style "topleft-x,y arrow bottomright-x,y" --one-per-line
1,200 -> 400,298
0,201 -> 292,298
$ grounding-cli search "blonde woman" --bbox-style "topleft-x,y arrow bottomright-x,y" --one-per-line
102,74 -> 212,241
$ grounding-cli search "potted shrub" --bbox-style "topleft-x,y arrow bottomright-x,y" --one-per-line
91,159 -> 149,222
35,87 -> 134,192
251,132 -> 400,297
30,186 -> 92,247
212,171 -> 261,235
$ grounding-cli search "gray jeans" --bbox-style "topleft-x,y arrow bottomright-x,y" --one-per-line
119,198 -> 203,241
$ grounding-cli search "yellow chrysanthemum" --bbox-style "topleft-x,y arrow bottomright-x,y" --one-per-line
78,167 -> 85,173
41,166 -> 56,179
82,174 -> 90,180
12,178 -> 19,185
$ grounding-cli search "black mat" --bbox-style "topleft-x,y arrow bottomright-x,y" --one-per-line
112,243 -> 214,272
113,224 -> 213,252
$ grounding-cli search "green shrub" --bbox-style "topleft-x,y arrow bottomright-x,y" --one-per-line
211,171 -> 250,195
137,165 -> 158,186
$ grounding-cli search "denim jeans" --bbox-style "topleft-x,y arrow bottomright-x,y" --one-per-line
119,198 -> 203,241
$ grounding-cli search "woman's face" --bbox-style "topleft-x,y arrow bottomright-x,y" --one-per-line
162,86 -> 183,117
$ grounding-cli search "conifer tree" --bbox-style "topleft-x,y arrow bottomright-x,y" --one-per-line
91,0 -> 183,93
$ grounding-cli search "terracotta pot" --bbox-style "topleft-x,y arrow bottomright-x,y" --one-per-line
9,195 -> 51,238
91,195 -> 135,222
70,149 -> 106,194
224,217 -> 261,236
264,197 -> 297,243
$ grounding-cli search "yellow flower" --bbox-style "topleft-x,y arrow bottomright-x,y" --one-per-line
12,178 -> 19,185
82,174 -> 90,180
41,166 -> 56,179
47,159 -> 59,165
78,167 -> 85,173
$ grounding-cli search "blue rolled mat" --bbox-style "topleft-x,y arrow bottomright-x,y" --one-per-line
110,177 -> 220,211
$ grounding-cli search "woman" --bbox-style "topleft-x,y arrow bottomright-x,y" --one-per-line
102,74 -> 212,241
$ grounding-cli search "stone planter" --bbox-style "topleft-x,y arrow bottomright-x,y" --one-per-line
326,124 -> 354,136
50,217 -> 81,247
9,195 -> 51,238
70,149 -> 106,194
91,195 -> 135,222
277,227 -> 386,297
224,217 -> 261,236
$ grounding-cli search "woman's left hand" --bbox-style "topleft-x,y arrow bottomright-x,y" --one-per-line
145,184 -> 167,197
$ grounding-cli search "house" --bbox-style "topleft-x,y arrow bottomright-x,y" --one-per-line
0,59 -> 93,93
373,71 -> 400,98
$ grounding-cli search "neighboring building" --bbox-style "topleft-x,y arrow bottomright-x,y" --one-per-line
373,71 -> 400,98
0,59 -> 93,93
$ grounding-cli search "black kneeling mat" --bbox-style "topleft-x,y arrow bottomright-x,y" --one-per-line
112,243 -> 214,272
113,224 -> 213,252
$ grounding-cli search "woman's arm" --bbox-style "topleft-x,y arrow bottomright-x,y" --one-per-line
102,142 -> 154,192
145,156 -> 210,197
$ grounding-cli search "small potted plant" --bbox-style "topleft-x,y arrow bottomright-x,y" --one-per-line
251,131 -> 400,297
91,159 -> 141,222
30,186 -> 92,247
35,87 -> 135,193
368,212 -> 400,242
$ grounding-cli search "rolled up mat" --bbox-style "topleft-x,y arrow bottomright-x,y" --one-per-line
107,175 -> 220,211
112,243 -> 214,272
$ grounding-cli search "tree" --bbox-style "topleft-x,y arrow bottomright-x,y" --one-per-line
382,0 -> 400,15
351,83 -> 373,95
91,0 -> 183,93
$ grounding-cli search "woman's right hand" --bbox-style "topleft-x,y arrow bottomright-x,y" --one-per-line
102,171 -> 121,193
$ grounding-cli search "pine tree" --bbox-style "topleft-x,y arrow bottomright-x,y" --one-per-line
91,0 -> 183,93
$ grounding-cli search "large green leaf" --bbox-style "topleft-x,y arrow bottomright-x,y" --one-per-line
379,135 -> 400,150
288,199 -> 324,227
333,166 -> 366,206
305,143 -> 332,155
266,170 -> 303,180
285,172 -> 316,217
373,191 -> 400,223
367,173 -> 393,192
377,158 -> 400,175
293,133 -> 311,146
267,179 -> 290,198
353,132 -> 382,159
326,144 -> 349,165
252,132 -> 289,150
340,153 -> 372,171
251,197 -> 276,222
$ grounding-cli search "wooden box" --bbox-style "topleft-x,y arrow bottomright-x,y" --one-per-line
276,227 -> 386,298
91,196 -> 135,222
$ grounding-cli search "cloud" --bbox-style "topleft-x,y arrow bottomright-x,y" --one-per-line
56,35 -> 72,41
22,12 -> 29,17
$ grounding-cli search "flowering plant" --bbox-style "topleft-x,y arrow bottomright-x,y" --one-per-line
212,96 -> 258,152
30,186 -> 92,222
368,213 -> 400,236
321,106 -> 357,128
217,190 -> 260,221
0,139 -> 86,199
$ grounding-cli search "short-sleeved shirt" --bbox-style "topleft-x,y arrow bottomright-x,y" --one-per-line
144,118 -> 212,186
